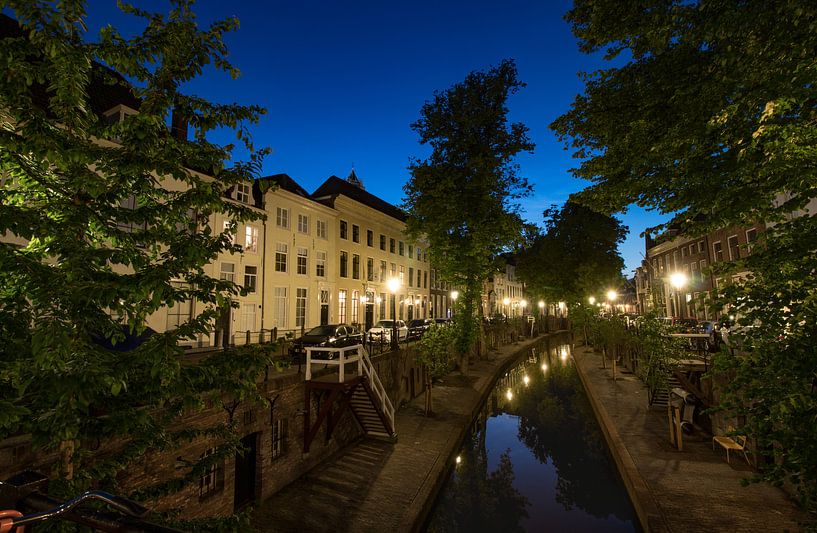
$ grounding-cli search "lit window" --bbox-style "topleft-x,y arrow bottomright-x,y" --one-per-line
338,290 -> 347,323
244,225 -> 259,253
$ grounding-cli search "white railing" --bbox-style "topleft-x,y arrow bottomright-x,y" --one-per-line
304,344 -> 395,435
359,348 -> 395,435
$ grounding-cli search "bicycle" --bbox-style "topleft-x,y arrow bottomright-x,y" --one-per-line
1,471 -> 181,532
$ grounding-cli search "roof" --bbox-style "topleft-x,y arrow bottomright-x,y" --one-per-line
312,175 -> 407,222
1,14 -> 140,117
258,173 -> 311,199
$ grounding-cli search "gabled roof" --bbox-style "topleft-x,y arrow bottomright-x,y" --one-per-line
258,173 -> 311,199
312,175 -> 406,222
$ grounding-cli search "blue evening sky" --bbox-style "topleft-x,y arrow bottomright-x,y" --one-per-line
83,0 -> 669,274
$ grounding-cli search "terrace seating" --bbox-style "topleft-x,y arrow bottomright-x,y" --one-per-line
713,427 -> 750,465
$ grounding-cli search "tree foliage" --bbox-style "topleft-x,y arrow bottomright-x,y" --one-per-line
404,59 -> 534,359
415,324 -> 456,416
553,0 -> 817,518
516,201 -> 626,304
0,0 -> 271,515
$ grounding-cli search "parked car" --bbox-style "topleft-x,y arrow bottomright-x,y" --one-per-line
434,318 -> 451,326
407,318 -> 434,339
366,320 -> 408,343
289,324 -> 363,360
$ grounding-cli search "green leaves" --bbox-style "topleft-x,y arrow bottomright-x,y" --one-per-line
405,59 -> 534,355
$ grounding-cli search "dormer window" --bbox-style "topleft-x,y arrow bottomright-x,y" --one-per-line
102,104 -> 138,125
235,183 -> 251,204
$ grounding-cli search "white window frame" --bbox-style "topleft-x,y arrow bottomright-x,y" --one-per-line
316,250 -> 327,277
297,247 -> 308,275
296,288 -> 307,328
276,207 -> 290,229
234,183 -> 251,204
275,242 -> 288,273
244,225 -> 259,253
297,213 -> 309,234
220,262 -> 235,282
316,219 -> 327,239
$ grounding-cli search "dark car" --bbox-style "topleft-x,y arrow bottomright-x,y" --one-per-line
407,318 -> 434,339
289,324 -> 363,360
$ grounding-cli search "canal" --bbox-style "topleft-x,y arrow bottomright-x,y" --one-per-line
425,337 -> 639,532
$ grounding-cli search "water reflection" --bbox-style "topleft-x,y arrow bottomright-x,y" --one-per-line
426,337 -> 638,532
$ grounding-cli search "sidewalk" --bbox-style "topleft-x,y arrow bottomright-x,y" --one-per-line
252,335 -> 545,533
573,345 -> 807,532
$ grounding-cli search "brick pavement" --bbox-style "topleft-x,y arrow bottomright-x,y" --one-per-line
573,345 -> 808,532
252,335 -> 545,533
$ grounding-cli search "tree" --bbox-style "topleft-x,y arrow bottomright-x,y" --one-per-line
415,324 -> 456,416
0,0 -> 270,520
552,0 -> 817,518
404,59 -> 534,365
516,201 -> 626,304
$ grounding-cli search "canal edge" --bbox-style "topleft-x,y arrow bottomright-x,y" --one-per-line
407,332 -> 558,533
572,344 -> 670,533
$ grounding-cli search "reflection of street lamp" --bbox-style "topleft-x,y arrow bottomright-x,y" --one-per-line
387,277 -> 400,350
669,272 -> 688,318
450,290 -> 459,317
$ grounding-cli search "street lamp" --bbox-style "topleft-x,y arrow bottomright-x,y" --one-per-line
450,290 -> 459,317
669,272 -> 688,318
606,290 -> 618,315
503,297 -> 510,317
520,299 -> 528,315
588,296 -> 596,306
387,277 -> 400,350
538,300 -> 545,315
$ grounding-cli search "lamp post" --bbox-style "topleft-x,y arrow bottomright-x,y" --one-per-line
387,277 -> 400,350
669,272 -> 688,319
450,290 -> 459,317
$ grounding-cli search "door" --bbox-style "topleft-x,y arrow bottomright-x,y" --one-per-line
320,290 -> 329,325
364,302 -> 374,332
234,433 -> 258,512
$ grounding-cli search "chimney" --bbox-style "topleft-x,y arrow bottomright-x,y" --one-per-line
171,108 -> 188,141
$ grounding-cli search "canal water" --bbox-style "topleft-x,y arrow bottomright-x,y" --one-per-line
425,337 -> 639,532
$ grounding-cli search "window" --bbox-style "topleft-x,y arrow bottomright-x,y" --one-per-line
689,244 -> 695,256
244,266 -> 257,293
380,234 -> 386,250
681,247 -> 686,258
417,269 -> 422,288
351,290 -> 359,324
408,244 -> 413,258
340,251 -> 348,278
352,224 -> 360,243
417,247 -> 422,260
296,288 -> 307,328
367,257 -> 374,281
698,240 -> 705,253
274,287 -> 288,328
390,238 -> 395,253
220,262 -> 235,282
367,230 -> 373,247
116,195 -> 147,234
316,251 -> 326,277
244,225 -> 259,253
297,214 -> 309,234
727,235 -> 740,260
713,241 -> 724,262
379,293 -> 387,318
166,281 -> 192,330
199,448 -> 224,500
338,290 -> 347,323
391,263 -> 396,277
275,242 -> 288,272
239,303 -> 255,333
297,247 -> 308,275
424,271 -> 428,289
399,265 -> 405,284
316,219 -> 327,239
222,220 -> 236,244
409,267 -> 414,287
340,220 -> 348,240
399,241 -> 405,256
672,250 -> 678,269
276,207 -> 289,229
271,419 -> 288,460
380,261 -> 387,281
746,228 -> 757,253
234,183 -> 250,203
700,259 -> 707,271
352,254 -> 360,279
